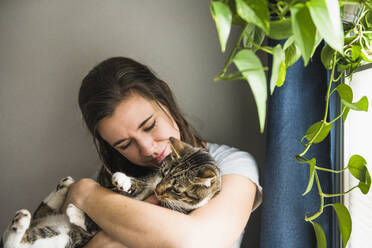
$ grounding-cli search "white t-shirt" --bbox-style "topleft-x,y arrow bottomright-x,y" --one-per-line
206,142 -> 263,248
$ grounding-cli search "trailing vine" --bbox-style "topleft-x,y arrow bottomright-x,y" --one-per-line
210,0 -> 372,247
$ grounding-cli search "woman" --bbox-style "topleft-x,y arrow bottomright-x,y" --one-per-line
63,57 -> 262,248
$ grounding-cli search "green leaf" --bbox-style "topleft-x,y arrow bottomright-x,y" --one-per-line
351,45 -> 361,60
270,44 -> 286,94
347,154 -> 371,194
360,48 -> 372,62
330,203 -> 352,246
335,84 -> 353,103
335,84 -> 355,122
311,31 -> 323,58
303,158 -> 317,196
311,221 -> 327,248
307,0 -> 344,53
344,35 -> 357,44
321,44 -> 335,70
232,14 -> 247,26
342,96 -> 369,111
348,155 -> 367,182
242,24 -> 265,51
242,23 -> 256,48
366,11 -> 372,28
339,0 -> 363,7
335,84 -> 368,116
290,4 -> 318,65
233,50 -> 267,132
304,121 -> 333,144
364,1 -> 372,11
268,18 -> 292,40
210,1 -> 233,53
358,169 -> 371,194
226,0 -> 246,26
284,36 -> 301,67
235,0 -> 270,34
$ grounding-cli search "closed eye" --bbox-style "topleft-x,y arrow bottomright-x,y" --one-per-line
144,120 -> 156,132
119,140 -> 132,151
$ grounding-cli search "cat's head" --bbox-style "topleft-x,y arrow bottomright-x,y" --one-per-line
155,137 -> 221,212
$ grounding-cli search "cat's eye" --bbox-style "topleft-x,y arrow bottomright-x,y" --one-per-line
172,188 -> 181,194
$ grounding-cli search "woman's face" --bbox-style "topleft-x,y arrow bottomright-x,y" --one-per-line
98,93 -> 181,167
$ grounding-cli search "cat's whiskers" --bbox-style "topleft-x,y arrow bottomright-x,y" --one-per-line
163,199 -> 185,213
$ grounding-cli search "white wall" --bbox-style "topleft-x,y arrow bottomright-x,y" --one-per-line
344,66 -> 372,248
0,1 -> 265,246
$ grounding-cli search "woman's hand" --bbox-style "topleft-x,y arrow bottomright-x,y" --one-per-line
64,181 -> 158,248
62,178 -> 98,213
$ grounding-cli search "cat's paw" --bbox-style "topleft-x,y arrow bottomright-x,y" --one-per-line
56,176 -> 75,191
9,209 -> 31,233
112,172 -> 132,192
66,204 -> 87,231
43,176 -> 75,210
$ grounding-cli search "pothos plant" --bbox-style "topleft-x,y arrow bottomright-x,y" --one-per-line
210,0 -> 372,247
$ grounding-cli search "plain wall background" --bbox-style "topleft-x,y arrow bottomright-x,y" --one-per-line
0,1 -> 266,247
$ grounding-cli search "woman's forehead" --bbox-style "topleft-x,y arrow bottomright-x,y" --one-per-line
97,94 -> 172,138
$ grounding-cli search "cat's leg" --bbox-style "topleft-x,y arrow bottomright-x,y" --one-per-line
66,204 -> 97,247
66,204 -> 87,231
2,209 -> 31,248
112,172 -> 159,200
68,224 -> 94,248
33,176 -> 75,219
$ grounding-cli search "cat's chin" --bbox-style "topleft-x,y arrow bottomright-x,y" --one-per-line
160,196 -> 212,213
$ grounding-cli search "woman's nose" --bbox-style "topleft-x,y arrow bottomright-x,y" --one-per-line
137,137 -> 155,156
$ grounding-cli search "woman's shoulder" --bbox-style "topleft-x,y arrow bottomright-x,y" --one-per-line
205,142 -> 262,211
205,142 -> 256,165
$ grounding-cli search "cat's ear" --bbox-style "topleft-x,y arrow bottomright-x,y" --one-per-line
194,167 -> 217,187
169,137 -> 193,158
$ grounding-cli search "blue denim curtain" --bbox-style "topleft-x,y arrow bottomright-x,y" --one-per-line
259,42 -> 334,248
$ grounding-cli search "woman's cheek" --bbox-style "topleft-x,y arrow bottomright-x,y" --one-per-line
119,148 -> 137,163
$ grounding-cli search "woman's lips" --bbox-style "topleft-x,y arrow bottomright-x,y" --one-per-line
152,146 -> 168,164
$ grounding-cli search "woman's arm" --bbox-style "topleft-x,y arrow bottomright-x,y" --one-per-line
82,196 -> 158,248
83,231 -> 127,248
65,175 -> 256,248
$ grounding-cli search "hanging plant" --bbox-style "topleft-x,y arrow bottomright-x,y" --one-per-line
210,0 -> 372,247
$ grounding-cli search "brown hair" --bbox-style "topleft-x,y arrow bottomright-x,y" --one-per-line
78,57 -> 204,186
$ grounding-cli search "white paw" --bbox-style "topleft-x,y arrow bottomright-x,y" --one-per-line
66,204 -> 87,231
10,209 -> 31,233
56,176 -> 75,190
43,176 -> 75,210
112,172 -> 132,192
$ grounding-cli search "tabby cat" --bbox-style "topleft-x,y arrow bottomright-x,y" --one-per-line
1,137 -> 221,248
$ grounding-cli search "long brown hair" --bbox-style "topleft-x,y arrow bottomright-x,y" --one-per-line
78,57 -> 204,186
